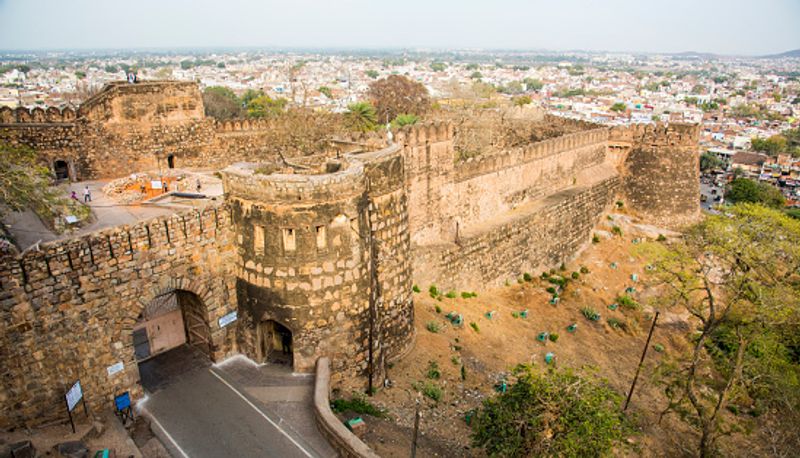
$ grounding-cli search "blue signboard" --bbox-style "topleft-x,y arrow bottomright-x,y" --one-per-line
218,311 -> 238,328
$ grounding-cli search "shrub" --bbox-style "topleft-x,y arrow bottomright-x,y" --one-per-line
434,305 -> 442,314
571,272 -> 580,280
592,234 -> 600,244
611,225 -> 623,236
607,318 -> 626,330
523,272 -> 533,282
471,365 -> 635,457
445,290 -> 457,299
414,381 -> 443,402
461,291 -> 478,299
429,285 -> 439,298
412,284 -> 421,293
559,263 -> 566,271
580,265 -> 590,274
546,286 -> 556,294
470,322 -> 480,333
656,234 -> 667,242
581,307 -> 601,321
461,364 -> 467,381
548,333 -> 559,342
451,356 -> 461,365
426,321 -> 440,333
331,394 -> 385,417
616,294 -> 639,310
615,200 -> 624,209
653,343 -> 665,353
426,361 -> 441,380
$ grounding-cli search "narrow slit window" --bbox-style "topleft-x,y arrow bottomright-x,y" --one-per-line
283,228 -> 296,251
254,225 -> 265,254
316,225 -> 327,249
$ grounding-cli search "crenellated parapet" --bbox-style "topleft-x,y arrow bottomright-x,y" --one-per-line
394,120 -> 455,146
0,105 -> 78,124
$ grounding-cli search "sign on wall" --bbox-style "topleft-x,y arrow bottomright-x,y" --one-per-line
65,380 -> 83,412
218,311 -> 238,328
106,362 -> 124,377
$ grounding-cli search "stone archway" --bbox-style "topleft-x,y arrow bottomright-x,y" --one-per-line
257,319 -> 293,368
131,279 -> 218,392
53,160 -> 70,181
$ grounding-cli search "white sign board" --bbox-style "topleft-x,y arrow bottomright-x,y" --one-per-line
64,215 -> 78,224
65,381 -> 82,411
151,180 -> 163,190
106,361 -> 124,377
218,311 -> 238,328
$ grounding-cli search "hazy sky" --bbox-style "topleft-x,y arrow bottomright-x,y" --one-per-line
1,0 -> 798,55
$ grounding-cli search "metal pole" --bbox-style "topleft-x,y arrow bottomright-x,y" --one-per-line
65,396 -> 75,434
624,311 -> 660,411
411,400 -> 420,458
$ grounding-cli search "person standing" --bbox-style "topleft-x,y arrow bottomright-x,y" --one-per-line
196,178 -> 202,193
83,185 -> 91,203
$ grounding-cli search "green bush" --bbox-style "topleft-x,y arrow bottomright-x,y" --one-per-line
461,291 -> 478,299
546,286 -> 556,294
592,234 -> 600,244
471,366 -> 634,457
607,318 -> 626,330
461,364 -> 467,381
434,305 -> 442,314
615,200 -> 624,209
611,225 -> 623,236
445,290 -> 457,299
581,307 -> 601,321
429,285 -> 439,298
451,356 -> 461,365
580,265 -> 590,274
616,294 -> 639,310
523,272 -> 533,282
426,321 -> 440,333
331,394 -> 386,417
414,381 -> 443,402
548,333 -> 559,342
412,284 -> 421,293
571,271 -> 580,280
426,361 -> 441,380
470,322 -> 480,333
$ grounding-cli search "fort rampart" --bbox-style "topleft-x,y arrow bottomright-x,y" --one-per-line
0,81 -> 700,429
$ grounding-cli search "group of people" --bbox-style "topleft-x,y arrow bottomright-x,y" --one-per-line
70,185 -> 92,203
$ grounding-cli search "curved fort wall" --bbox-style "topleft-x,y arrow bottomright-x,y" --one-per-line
222,145 -> 413,382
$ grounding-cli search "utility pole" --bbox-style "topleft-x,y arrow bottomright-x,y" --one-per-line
624,311 -> 660,411
411,400 -> 421,458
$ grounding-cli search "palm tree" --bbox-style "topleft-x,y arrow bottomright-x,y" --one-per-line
345,102 -> 377,132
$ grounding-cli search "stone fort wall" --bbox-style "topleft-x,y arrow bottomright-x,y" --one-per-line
0,205 -> 237,429
0,82 -> 700,429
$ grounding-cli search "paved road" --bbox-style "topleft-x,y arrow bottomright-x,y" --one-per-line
139,356 -> 335,458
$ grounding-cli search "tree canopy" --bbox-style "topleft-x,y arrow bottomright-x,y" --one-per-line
367,75 -> 430,124
471,365 -> 634,457
725,178 -> 785,208
202,86 -> 243,120
345,101 -> 377,132
700,152 -> 724,171
643,204 -> 800,456
246,95 -> 288,119
0,143 -> 63,219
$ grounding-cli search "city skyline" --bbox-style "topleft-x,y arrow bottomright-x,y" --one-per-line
0,0 -> 799,56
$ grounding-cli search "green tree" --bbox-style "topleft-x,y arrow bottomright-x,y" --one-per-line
180,60 -> 195,70
751,135 -> 788,156
241,89 -> 265,106
0,143 -> 64,219
202,86 -> 243,120
317,86 -> 333,98
645,204 -> 800,457
74,71 -> 86,79
512,95 -> 532,106
365,69 -> 379,79
470,71 -> 483,80
345,101 -> 377,132
610,102 -> 627,112
700,152 -> 724,171
471,365 -> 634,457
246,95 -> 287,118
390,113 -> 419,128
726,178 -> 785,208
523,78 -> 544,91
430,62 -> 446,72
